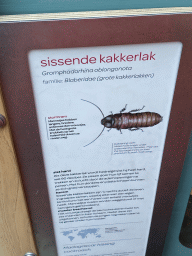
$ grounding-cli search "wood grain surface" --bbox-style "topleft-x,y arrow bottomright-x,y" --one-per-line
0,7 -> 192,22
0,86 -> 37,256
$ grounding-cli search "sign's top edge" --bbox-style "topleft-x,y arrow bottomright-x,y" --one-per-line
0,7 -> 192,23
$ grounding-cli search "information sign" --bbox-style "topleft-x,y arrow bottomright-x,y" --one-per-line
0,9 -> 192,256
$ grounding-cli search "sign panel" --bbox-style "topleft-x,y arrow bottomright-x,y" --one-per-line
28,42 -> 182,255
1,9 -> 192,256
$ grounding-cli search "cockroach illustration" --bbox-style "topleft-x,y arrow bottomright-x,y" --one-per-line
81,99 -> 162,147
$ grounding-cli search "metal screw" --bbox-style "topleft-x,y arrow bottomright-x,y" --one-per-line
0,114 -> 6,128
24,253 -> 37,256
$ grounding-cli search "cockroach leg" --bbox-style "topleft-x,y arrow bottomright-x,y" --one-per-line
120,104 -> 127,113
129,106 -> 145,113
129,128 -> 144,132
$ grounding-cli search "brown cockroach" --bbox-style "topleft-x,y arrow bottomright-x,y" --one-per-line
81,99 -> 162,147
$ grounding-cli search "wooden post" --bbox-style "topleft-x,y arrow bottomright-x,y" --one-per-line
0,86 -> 37,256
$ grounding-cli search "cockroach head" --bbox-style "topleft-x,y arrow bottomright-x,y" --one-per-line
101,115 -> 114,128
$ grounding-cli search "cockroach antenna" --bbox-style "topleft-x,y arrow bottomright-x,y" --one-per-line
83,126 -> 105,147
81,99 -> 105,147
81,99 -> 104,118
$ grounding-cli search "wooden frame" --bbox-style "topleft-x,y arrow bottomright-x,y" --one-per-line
1,8 -> 192,256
